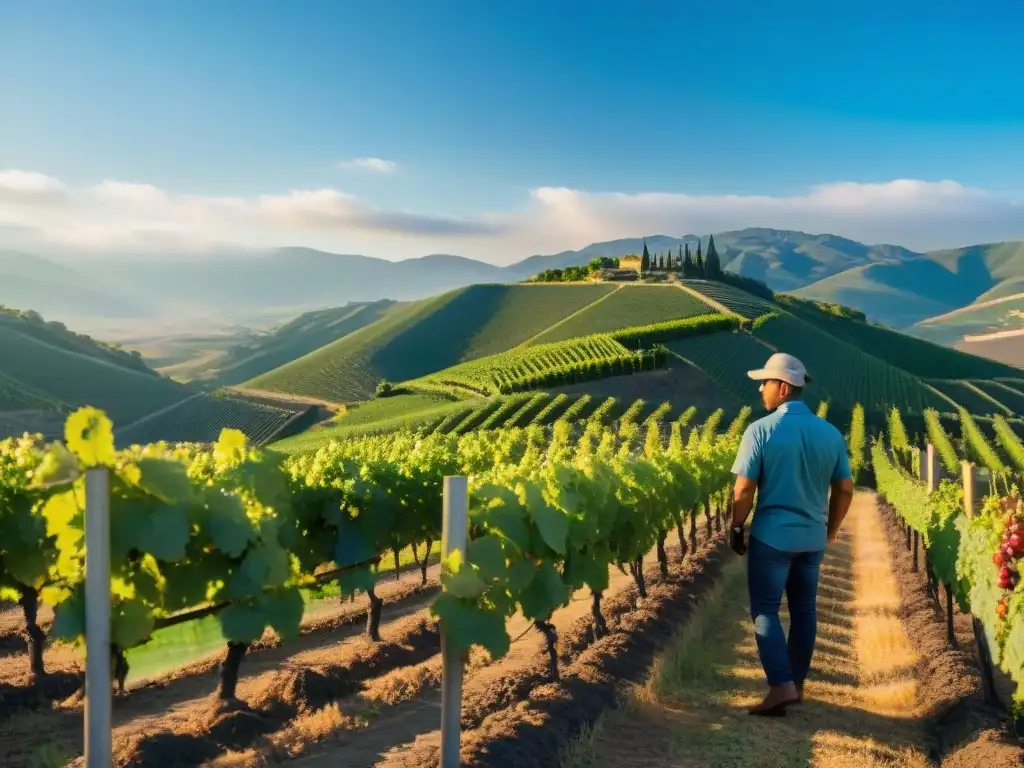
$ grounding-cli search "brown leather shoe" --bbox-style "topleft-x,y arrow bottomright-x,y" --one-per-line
747,683 -> 800,716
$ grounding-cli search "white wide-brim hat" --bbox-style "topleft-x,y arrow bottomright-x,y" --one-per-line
747,352 -> 811,387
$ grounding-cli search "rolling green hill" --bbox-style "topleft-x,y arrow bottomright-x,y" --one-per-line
0,307 -> 156,376
246,283 -> 617,402
913,293 -> 1024,345
794,240 -> 1024,332
249,275 -> 1024,451
203,299 -> 402,384
0,322 -> 189,426
773,299 -> 1020,380
116,393 -> 303,446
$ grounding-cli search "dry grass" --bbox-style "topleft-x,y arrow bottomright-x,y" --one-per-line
563,493 -> 932,768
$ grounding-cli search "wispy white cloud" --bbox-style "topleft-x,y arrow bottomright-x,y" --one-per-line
0,170 -> 1022,263
0,170 -> 68,205
336,157 -> 400,174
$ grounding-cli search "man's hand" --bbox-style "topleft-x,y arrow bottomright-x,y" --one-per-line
730,525 -> 748,556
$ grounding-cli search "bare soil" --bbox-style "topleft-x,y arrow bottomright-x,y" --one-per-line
2,519 -> 728,768
0,561 -> 440,763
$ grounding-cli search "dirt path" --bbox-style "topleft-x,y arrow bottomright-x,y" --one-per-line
567,492 -> 935,768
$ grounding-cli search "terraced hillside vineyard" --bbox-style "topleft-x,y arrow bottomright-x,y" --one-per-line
247,284 -> 617,402
527,285 -> 719,344
115,393 -> 302,447
666,331 -> 775,404
779,304 -> 1021,380
752,313 -> 950,413
679,279 -> 776,318
971,380 -> 1024,415
411,335 -> 648,396
927,380 -> 1008,417
334,392 -> 460,427
207,300 -> 401,385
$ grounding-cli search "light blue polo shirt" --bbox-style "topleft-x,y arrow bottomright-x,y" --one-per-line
731,400 -> 851,553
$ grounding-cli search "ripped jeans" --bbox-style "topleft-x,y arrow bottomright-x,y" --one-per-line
747,536 -> 825,687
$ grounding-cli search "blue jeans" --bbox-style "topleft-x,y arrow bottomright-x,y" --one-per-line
747,536 -> 825,687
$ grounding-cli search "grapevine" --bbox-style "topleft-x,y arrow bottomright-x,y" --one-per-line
1,404 -> 738,696
993,415 -> 1024,473
924,408 -> 960,476
848,404 -> 866,483
960,408 -> 1008,475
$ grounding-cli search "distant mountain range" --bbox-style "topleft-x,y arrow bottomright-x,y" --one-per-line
2,230 -> 1023,351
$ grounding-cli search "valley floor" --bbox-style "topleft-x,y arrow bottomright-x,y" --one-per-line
562,493 -> 1022,768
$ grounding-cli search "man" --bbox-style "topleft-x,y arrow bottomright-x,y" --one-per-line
729,352 -> 855,716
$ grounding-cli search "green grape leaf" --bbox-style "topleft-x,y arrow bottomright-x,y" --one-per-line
473,501 -> 530,553
442,560 -> 487,600
112,599 -> 154,649
519,560 -> 570,620
261,587 -> 304,642
214,429 -> 249,465
50,589 -> 86,642
467,535 -> 508,582
1,543 -> 50,588
33,442 -> 80,487
43,490 -> 82,538
226,543 -> 290,598
338,566 -> 376,595
162,559 -> 218,610
528,500 -> 568,556
111,497 -> 191,564
575,549 -> 610,593
430,593 -> 510,659
334,514 -> 376,567
128,557 -> 163,605
135,458 -> 193,504
141,502 -> 191,562
203,491 -> 255,557
219,601 -> 267,644
507,560 -> 537,593
64,407 -> 116,468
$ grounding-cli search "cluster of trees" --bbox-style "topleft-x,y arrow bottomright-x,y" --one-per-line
639,236 -> 723,279
531,257 -> 621,283
775,294 -> 867,322
526,236 -> 778,304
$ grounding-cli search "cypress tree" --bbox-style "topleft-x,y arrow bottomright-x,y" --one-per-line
683,242 -> 694,276
706,234 -> 721,279
641,241 -> 651,273
695,240 -> 705,276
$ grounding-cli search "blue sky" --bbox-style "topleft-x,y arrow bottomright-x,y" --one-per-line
1,0 -> 1023,261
